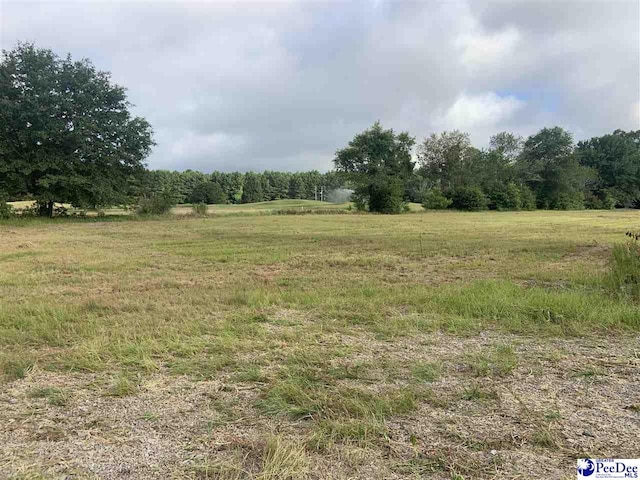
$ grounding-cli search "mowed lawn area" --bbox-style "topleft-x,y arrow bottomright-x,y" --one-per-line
1,210 -> 639,479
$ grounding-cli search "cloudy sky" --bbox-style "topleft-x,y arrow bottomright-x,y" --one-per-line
1,0 -> 639,172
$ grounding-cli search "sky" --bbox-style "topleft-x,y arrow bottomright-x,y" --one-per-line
1,0 -> 639,172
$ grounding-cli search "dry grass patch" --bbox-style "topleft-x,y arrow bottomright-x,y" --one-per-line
2,211 -> 640,478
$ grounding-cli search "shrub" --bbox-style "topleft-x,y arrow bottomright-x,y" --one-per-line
189,181 -> 226,204
136,191 -> 176,215
450,186 -> 488,211
191,203 -> 208,216
602,192 -> 617,209
605,234 -> 640,300
422,189 -> 451,210
519,185 -> 537,210
352,193 -> 368,212
0,195 -> 14,219
585,192 -> 617,210
548,191 -> 584,210
366,176 -> 406,214
486,182 -> 522,211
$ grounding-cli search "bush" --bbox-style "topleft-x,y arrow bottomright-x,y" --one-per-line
585,191 -> 617,210
365,176 -> 406,214
486,183 -> 522,211
422,189 -> 452,210
605,235 -> 640,300
519,185 -> 537,211
189,181 -> 226,204
0,195 -> 14,219
549,191 -> 584,210
450,186 -> 488,211
191,203 -> 208,216
136,191 -> 176,215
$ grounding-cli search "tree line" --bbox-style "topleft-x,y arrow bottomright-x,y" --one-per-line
336,122 -> 640,213
2,44 -> 639,217
136,170 -> 344,205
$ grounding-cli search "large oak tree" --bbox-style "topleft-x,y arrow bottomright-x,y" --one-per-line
0,43 -> 154,216
334,122 -> 415,213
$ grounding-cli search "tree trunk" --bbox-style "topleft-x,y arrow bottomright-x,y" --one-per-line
39,201 -> 54,217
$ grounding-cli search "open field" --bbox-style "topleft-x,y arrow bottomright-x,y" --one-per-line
7,199 -> 426,217
1,210 -> 639,479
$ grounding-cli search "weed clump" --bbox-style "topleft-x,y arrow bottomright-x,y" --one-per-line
605,232 -> 640,300
136,191 -> 176,215
191,202 -> 208,216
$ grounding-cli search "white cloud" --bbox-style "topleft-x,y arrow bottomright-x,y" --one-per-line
456,26 -> 520,69
167,131 -> 247,162
1,0 -> 637,170
436,92 -> 525,130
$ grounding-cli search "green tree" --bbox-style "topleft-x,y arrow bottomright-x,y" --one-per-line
0,43 -> 153,216
217,172 -> 244,203
422,188 -> 451,210
450,186 -> 488,211
189,181 -> 227,204
417,130 -> 475,191
0,191 -> 13,219
517,127 -> 586,209
263,171 -> 291,200
469,149 -> 515,189
485,182 -> 522,211
489,131 -> 523,162
288,174 -> 307,199
577,130 -> 640,207
241,172 -> 264,203
334,122 -> 415,213
178,170 -> 209,203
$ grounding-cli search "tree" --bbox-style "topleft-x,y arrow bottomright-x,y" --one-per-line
288,174 -> 307,199
189,181 -> 226,204
417,130 -> 475,191
489,131 -> 523,162
263,171 -> 291,200
334,122 -> 415,213
0,43 -> 154,216
178,170 -> 209,203
469,149 -> 515,190
217,172 -> 244,203
485,182 -> 522,211
241,172 -> 264,203
422,188 -> 451,210
577,130 -> 640,207
450,186 -> 488,211
517,127 -> 587,209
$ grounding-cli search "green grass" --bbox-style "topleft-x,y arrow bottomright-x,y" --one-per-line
462,344 -> 518,378
1,209 -> 638,476
7,198 -> 355,218
1,210 -> 636,382
28,386 -> 69,406
411,362 -> 442,382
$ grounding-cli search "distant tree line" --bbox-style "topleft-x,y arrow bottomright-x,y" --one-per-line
2,44 -> 639,217
336,122 -> 640,213
134,170 -> 345,205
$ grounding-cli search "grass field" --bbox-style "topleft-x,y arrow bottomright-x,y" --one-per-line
1,209 -> 639,479
7,199 -> 425,217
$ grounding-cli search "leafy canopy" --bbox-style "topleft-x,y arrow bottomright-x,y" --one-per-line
577,129 -> 640,206
0,43 -> 154,215
334,122 -> 415,213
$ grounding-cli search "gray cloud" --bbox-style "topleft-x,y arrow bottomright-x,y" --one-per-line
2,0 -> 638,171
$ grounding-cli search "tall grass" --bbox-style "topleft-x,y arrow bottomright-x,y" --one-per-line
605,238 -> 640,300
